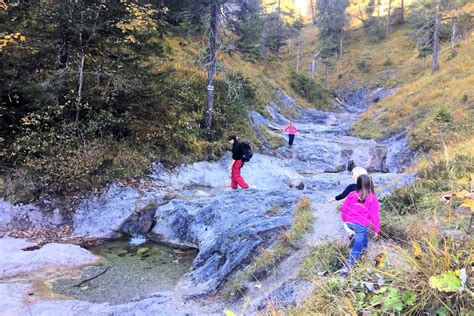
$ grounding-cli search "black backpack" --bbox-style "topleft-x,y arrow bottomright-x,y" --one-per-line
240,141 -> 253,162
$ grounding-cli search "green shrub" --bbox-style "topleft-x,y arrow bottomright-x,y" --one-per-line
435,107 -> 451,123
365,16 -> 387,43
290,73 -> 332,109
383,58 -> 394,67
299,242 -> 346,279
356,59 -> 371,73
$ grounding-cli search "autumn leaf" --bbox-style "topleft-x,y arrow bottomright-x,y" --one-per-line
223,310 -> 236,316
429,270 -> 462,293
460,198 -> 474,213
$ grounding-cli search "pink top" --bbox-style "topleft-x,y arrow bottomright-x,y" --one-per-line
284,125 -> 298,134
341,191 -> 380,233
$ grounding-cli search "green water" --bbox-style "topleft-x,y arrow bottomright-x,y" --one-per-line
52,240 -> 197,305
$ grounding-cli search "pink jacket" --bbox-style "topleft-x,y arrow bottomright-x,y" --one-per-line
284,125 -> 298,134
341,191 -> 380,233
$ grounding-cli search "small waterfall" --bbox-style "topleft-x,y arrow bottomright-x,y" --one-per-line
129,234 -> 148,246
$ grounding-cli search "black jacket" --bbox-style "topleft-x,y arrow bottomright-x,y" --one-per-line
335,183 -> 357,201
232,142 -> 244,160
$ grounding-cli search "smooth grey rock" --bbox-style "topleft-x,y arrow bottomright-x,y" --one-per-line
0,200 -> 65,234
267,102 -> 290,125
151,153 -> 302,192
382,132 -> 417,173
378,173 -> 418,199
371,88 -> 396,103
276,91 -> 296,108
73,184 -> 166,238
249,110 -> 271,127
149,189 -> 299,298
256,279 -> 312,310
288,178 -> 305,190
0,283 -> 33,315
120,205 -> 157,236
0,237 -> 100,279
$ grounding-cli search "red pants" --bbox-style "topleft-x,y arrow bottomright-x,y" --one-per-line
231,160 -> 249,189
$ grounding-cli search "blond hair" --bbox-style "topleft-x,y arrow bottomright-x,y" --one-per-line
351,166 -> 368,183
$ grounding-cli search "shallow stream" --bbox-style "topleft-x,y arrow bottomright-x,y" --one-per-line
52,239 -> 196,305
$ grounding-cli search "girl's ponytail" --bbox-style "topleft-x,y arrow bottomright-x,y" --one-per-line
356,174 -> 375,202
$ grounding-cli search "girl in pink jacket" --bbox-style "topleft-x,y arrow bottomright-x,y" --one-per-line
282,122 -> 298,147
340,174 -> 380,267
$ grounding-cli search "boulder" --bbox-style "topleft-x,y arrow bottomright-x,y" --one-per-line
149,189 -> 300,298
0,237 -> 100,279
0,200 -> 65,234
288,178 -> 305,190
73,184 -> 165,238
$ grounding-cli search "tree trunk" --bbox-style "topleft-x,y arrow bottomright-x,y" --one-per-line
295,36 -> 301,72
310,0 -> 316,24
432,6 -> 440,72
75,52 -> 85,123
400,0 -> 404,23
339,29 -> 344,59
58,9 -> 68,106
386,0 -> 392,38
377,0 -> 381,18
276,0 -> 282,54
311,49 -> 321,80
324,62 -> 328,89
450,18 -> 457,58
204,3 -> 220,131
288,38 -> 291,54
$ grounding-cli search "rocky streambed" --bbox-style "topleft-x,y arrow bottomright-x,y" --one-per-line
0,88 -> 416,315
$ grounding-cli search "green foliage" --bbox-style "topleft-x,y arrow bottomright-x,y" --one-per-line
261,11 -> 299,54
406,1 -> 471,59
316,0 -> 349,59
365,16 -> 387,43
299,242 -> 346,279
356,59 -> 371,73
292,228 -> 473,315
0,2 -> 263,203
290,73 -> 332,108
231,0 -> 264,59
368,287 -> 417,312
429,270 -> 463,293
435,107 -> 451,123
261,127 -> 284,149
382,153 -> 474,233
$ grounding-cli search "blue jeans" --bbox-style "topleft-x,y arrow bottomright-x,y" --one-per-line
288,134 -> 295,146
345,223 -> 369,267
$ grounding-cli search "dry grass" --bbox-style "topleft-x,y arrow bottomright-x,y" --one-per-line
288,224 -> 473,315
352,36 -> 474,142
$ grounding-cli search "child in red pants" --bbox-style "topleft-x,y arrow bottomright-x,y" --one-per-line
227,135 -> 249,189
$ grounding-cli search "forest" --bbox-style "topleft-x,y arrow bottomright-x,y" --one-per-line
1,0 -> 473,315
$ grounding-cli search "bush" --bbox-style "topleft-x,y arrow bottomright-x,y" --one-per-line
290,73 -> 332,109
365,17 -> 387,43
383,58 -> 393,67
291,227 -> 473,315
1,68 -> 263,203
356,59 -> 371,73
382,153 -> 474,220
435,107 -> 451,123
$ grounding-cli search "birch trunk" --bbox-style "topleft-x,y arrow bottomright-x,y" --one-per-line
204,3 -> 220,131
432,6 -> 440,72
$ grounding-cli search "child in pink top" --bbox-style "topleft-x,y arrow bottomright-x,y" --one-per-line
282,122 -> 298,147
340,174 -> 380,267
